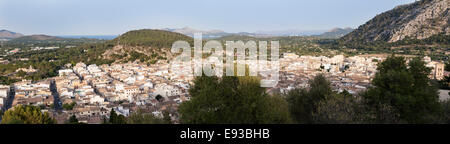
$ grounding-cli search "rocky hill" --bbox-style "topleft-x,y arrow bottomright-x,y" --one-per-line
0,30 -> 24,39
342,0 -> 449,43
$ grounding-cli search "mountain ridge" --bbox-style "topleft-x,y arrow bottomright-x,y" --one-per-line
341,0 -> 449,43
317,27 -> 354,39
0,29 -> 24,39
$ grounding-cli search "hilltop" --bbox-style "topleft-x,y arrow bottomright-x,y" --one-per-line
111,29 -> 193,47
10,35 -> 63,42
317,28 -> 354,39
0,30 -> 24,39
103,29 -> 194,64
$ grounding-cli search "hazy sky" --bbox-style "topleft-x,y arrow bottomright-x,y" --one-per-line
0,0 -> 416,35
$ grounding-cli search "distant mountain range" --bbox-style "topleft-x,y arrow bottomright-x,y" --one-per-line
161,27 -> 228,38
161,27 -> 336,38
0,29 -> 24,39
14,35 -> 62,41
58,35 -> 117,40
254,29 -> 327,37
1,27 -> 350,42
0,29 -> 117,42
316,27 -> 354,39
5,35 -> 68,44
161,27 -> 264,38
342,0 -> 449,43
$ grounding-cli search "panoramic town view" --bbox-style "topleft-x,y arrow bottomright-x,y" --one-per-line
0,0 -> 449,125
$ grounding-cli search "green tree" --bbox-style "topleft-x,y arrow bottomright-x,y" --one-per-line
0,76 -> 19,85
312,92 -> 360,124
355,92 -> 401,124
441,100 -> 450,123
1,105 -> 56,124
16,70 -> 27,77
178,75 -> 292,124
364,56 -> 442,123
162,111 -> 172,124
116,115 -> 126,124
445,61 -> 450,71
286,74 -> 331,123
62,102 -> 76,110
67,115 -> 79,124
127,109 -> 166,124
0,109 -> 3,120
440,76 -> 450,89
108,109 -> 117,124
108,109 -> 127,124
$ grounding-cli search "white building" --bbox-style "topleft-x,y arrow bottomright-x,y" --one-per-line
114,106 -> 130,117
58,69 -> 74,76
0,97 -> 4,105
154,83 -> 181,97
90,95 -> 105,104
0,85 -> 9,98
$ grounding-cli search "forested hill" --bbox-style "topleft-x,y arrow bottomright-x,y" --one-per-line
0,29 -> 195,82
341,0 -> 449,43
111,29 -> 193,48
100,29 -> 194,64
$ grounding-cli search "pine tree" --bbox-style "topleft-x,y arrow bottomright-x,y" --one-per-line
178,75 -> 292,124
286,74 -> 331,123
109,109 -> 117,124
68,115 -> 79,124
1,105 -> 56,124
364,56 -> 442,123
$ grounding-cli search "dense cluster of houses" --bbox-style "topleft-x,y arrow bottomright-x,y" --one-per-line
270,53 -> 446,95
12,80 -> 53,108
49,62 -> 190,123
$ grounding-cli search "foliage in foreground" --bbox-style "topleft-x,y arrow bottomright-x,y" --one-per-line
178,75 -> 292,124
285,55 -> 447,124
0,105 -> 56,124
364,56 -> 442,123
126,109 -> 170,124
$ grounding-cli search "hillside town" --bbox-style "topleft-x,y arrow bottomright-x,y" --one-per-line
0,53 -> 447,124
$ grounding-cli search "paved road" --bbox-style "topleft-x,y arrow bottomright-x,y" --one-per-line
4,85 -> 15,110
50,80 -> 62,111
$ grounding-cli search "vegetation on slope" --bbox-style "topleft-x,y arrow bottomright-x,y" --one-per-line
111,29 -> 193,48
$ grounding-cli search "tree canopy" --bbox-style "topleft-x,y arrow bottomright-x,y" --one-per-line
178,75 -> 292,124
445,61 -> 450,71
364,55 -> 442,123
107,109 -> 127,124
126,109 -> 169,124
1,105 -> 56,124
67,115 -> 80,124
286,74 -> 332,123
